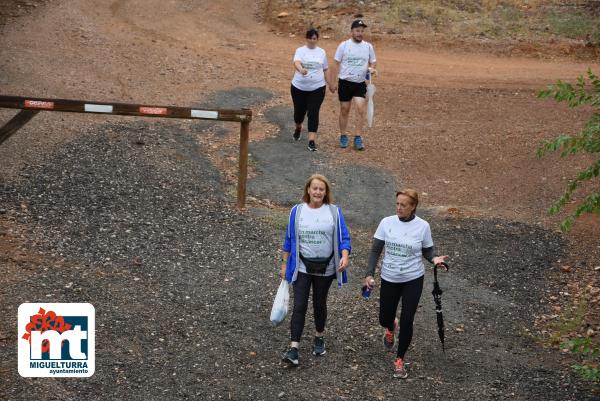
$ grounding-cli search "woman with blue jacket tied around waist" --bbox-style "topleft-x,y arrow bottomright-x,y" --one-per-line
280,174 -> 351,366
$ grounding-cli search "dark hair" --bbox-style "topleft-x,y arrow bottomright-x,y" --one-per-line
306,28 -> 319,39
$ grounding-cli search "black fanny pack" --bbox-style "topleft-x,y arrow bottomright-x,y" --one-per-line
299,251 -> 335,274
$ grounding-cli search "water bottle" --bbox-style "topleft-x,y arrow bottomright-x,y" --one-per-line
361,279 -> 375,299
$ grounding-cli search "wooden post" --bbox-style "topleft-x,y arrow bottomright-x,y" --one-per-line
0,109 -> 39,146
237,120 -> 250,209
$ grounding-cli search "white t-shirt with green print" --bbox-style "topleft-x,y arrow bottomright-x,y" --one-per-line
291,46 -> 328,92
374,215 -> 433,283
297,203 -> 335,276
334,39 -> 376,83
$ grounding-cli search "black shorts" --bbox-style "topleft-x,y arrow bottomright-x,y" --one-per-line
338,79 -> 367,102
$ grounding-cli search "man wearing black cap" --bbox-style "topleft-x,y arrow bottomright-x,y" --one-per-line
330,19 -> 377,151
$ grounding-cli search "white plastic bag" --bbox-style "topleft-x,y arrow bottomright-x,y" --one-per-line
270,280 -> 289,326
366,82 -> 376,128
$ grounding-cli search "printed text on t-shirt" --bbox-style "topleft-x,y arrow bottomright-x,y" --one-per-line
299,229 -> 328,245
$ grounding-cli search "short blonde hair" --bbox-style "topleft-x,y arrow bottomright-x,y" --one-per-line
302,174 -> 333,204
396,189 -> 419,208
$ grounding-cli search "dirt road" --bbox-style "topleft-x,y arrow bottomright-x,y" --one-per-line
1,1 -> 599,400
2,0 -> 598,221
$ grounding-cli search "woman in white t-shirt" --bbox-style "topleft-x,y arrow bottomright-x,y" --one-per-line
363,189 -> 449,379
280,174 -> 351,366
290,28 -> 332,152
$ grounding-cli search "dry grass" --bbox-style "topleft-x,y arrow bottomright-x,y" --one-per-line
382,0 -> 600,43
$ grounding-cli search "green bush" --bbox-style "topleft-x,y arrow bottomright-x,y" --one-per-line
537,69 -> 600,232
561,337 -> 600,381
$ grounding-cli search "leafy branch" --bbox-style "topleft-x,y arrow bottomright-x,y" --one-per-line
537,68 -> 600,232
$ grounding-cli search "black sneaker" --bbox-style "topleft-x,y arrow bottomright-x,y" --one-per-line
308,140 -> 317,152
312,336 -> 326,356
293,127 -> 301,141
282,347 -> 299,366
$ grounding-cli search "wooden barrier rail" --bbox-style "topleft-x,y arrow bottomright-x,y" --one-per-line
0,95 -> 252,208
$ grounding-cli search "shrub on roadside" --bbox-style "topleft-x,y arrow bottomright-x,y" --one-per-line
537,69 -> 600,232
561,337 -> 600,381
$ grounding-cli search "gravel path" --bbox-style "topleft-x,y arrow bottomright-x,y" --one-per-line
0,114 -> 594,400
249,105 -> 399,228
0,0 -> 597,398
191,88 -> 273,137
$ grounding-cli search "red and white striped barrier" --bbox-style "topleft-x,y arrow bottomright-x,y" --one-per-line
0,94 -> 252,208
1,95 -> 251,122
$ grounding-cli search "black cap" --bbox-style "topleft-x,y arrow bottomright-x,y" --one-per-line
351,19 -> 368,29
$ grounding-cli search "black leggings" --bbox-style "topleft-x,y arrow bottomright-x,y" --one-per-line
379,276 -> 424,359
290,271 -> 335,342
290,84 -> 326,133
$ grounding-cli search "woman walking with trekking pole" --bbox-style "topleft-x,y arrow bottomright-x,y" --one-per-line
290,28 -> 332,152
364,189 -> 448,378
280,174 -> 351,366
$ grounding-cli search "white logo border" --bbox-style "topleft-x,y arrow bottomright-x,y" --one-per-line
18,302 -> 95,378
